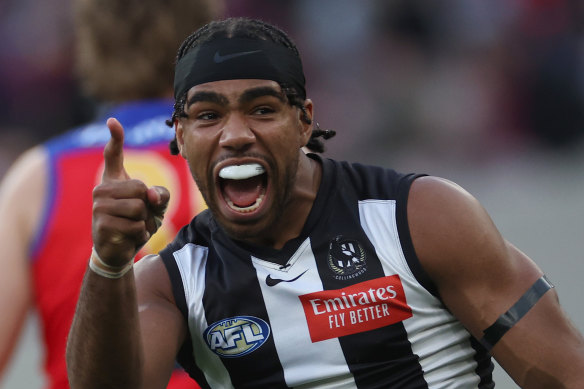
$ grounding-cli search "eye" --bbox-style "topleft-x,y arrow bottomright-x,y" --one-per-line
196,111 -> 220,121
252,106 -> 275,116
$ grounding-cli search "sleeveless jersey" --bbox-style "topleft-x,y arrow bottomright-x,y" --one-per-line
31,99 -> 205,389
160,155 -> 494,389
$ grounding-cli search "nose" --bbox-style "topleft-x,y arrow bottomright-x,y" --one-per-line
219,113 -> 256,151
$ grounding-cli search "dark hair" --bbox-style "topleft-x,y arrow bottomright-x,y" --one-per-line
166,17 -> 335,154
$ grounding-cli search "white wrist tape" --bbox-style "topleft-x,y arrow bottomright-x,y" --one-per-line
89,247 -> 134,279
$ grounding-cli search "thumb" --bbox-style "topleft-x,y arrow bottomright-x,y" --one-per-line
147,186 -> 170,229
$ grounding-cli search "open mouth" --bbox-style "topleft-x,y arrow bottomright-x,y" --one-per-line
218,163 -> 267,213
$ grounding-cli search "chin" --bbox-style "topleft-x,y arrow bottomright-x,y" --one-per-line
217,217 -> 275,244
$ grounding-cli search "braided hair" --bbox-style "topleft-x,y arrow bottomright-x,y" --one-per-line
166,17 -> 335,155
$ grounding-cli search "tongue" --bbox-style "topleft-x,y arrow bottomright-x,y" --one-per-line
223,176 -> 263,207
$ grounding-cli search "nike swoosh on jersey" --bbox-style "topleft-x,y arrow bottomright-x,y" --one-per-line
266,270 -> 308,287
213,50 -> 262,63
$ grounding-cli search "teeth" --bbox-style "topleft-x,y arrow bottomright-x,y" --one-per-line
219,163 -> 265,180
226,194 -> 264,212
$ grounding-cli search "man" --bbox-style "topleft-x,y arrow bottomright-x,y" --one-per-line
66,17 -> 584,388
0,0 -> 223,388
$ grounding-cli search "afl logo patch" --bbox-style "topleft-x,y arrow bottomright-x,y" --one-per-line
203,316 -> 270,358
327,236 -> 367,280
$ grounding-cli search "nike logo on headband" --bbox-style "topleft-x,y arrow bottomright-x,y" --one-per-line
213,50 -> 262,63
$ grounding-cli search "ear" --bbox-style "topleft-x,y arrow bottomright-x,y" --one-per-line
299,99 -> 314,146
174,120 -> 187,158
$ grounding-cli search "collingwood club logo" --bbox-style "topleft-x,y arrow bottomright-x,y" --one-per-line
327,236 -> 367,280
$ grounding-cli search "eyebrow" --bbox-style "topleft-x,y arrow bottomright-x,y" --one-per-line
185,85 -> 287,109
238,86 -> 287,105
186,91 -> 229,107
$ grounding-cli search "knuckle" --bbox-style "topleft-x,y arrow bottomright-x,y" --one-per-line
92,217 -> 111,238
126,199 -> 148,220
92,183 -> 107,198
128,220 -> 147,239
128,179 -> 148,192
92,197 -> 112,216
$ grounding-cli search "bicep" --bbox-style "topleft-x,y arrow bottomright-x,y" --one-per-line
134,255 -> 188,389
408,176 -> 584,386
408,177 -> 543,333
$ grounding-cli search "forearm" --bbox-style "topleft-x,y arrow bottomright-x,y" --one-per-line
496,339 -> 584,389
492,291 -> 584,388
0,292 -> 30,376
66,267 -> 143,389
0,258 -> 32,376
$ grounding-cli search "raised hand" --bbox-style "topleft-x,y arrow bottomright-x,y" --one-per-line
91,118 -> 170,267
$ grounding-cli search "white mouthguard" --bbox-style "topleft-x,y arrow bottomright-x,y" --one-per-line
218,163 -> 265,180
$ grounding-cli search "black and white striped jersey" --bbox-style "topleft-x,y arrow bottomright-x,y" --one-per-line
160,155 -> 494,388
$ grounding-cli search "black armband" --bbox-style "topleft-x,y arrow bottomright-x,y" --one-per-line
479,275 -> 554,351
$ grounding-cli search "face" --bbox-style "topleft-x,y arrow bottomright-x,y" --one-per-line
175,79 -> 313,242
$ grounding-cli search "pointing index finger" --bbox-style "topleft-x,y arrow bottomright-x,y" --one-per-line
103,117 -> 130,182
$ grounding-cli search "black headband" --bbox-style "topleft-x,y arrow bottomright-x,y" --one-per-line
173,37 -> 306,100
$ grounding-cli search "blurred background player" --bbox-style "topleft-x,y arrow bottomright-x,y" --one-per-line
0,0 -> 223,387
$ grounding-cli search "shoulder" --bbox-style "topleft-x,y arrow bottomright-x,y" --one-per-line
407,175 -> 506,282
323,157 -> 421,199
408,175 -> 486,237
408,175 -> 489,233
135,254 -> 177,305
1,145 -> 48,188
0,145 -> 49,237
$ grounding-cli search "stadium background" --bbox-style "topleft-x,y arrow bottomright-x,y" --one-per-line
1,1 -> 583,388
